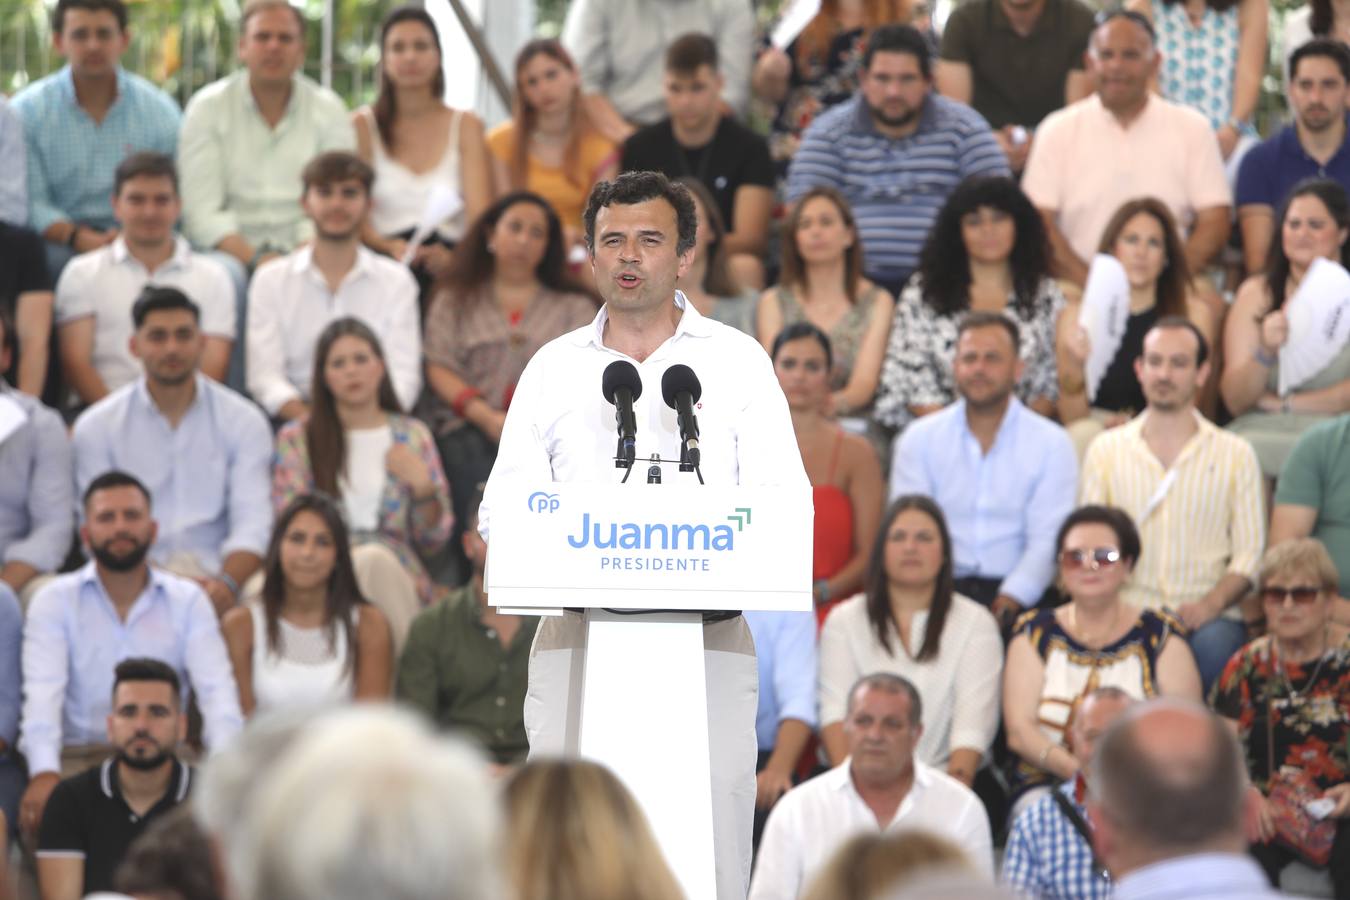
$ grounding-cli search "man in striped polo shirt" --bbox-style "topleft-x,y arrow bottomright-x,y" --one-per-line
784,24 -> 1009,297
1079,317 -> 1265,691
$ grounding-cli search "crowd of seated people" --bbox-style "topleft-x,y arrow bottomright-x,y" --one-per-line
6,0 -> 1350,896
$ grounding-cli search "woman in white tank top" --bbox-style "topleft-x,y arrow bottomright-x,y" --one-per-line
221,494 -> 394,715
353,7 -> 492,283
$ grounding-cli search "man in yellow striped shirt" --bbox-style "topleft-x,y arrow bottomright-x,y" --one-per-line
1079,317 -> 1264,691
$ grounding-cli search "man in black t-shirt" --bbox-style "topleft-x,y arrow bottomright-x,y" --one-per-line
622,32 -> 774,288
36,658 -> 191,900
0,222 -> 58,406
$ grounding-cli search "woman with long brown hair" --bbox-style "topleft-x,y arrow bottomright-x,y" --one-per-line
677,176 -> 757,333
487,39 -> 620,239
353,5 -> 492,278
272,317 -> 451,652
221,492 -> 393,716
1057,196 -> 1211,455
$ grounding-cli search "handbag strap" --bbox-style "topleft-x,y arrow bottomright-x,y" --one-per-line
1051,788 -> 1110,880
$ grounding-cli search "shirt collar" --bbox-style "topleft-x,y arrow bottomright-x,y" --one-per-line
110,235 -> 192,270
849,91 -> 937,137
131,372 -> 207,418
576,290 -> 713,351
78,559 -> 171,613
989,0 -> 1057,35
1088,91 -> 1157,129
1124,407 -> 1215,458
291,244 -> 376,283
59,64 -> 127,107
955,395 -> 1024,443
1114,853 -> 1272,898
102,756 -> 191,806
1284,114 -> 1350,165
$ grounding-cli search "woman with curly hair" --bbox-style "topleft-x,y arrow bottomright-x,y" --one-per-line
873,176 -> 1062,433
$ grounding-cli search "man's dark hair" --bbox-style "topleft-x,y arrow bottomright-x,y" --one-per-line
0,306 -> 15,371
1291,38 -> 1350,84
83,470 -> 152,511
114,151 -> 179,198
845,672 -> 923,726
113,657 -> 181,705
301,151 -> 375,195
53,0 -> 127,34
115,807 -> 221,900
957,310 -> 1021,354
1091,702 -> 1248,853
665,32 -> 718,75
583,171 -> 698,256
132,285 -> 201,330
1148,315 -> 1210,368
861,24 -> 931,79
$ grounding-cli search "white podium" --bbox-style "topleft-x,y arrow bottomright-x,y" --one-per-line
486,482 -> 812,900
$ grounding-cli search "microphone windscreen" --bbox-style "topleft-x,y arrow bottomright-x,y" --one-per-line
602,360 -> 643,404
661,363 -> 702,409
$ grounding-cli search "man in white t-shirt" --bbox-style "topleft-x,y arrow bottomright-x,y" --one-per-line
750,673 -> 994,900
56,152 -> 235,406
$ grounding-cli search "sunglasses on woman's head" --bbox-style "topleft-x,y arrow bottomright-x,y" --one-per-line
1259,586 -> 1321,606
1059,547 -> 1122,570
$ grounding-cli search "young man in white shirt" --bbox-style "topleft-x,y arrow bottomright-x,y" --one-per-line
246,151 -> 420,421
56,152 -> 235,405
750,673 -> 994,899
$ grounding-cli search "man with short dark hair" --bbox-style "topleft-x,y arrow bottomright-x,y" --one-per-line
481,170 -> 807,899
785,24 -> 1009,295
1237,39 -> 1350,273
1088,698 -> 1278,898
35,658 -> 193,900
622,32 -> 774,287
246,151 -> 420,421
1002,687 -> 1134,900
750,674 -> 993,899
73,287 -> 272,616
1022,11 -> 1231,286
56,152 -> 236,405
17,471 -> 242,844
936,0 -> 1095,171
11,0 -> 181,279
891,312 -> 1077,629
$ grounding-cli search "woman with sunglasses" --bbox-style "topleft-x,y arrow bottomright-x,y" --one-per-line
1003,505 -> 1202,816
1212,539 -> 1350,895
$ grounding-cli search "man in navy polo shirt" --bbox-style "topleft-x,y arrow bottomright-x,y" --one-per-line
35,658 -> 192,900
1237,38 -> 1350,274
785,24 -> 1009,297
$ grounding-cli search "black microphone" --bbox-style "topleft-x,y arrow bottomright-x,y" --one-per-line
602,360 -> 642,468
661,364 -> 702,471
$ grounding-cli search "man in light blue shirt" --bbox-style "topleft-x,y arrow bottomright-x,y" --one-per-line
16,470 -> 243,841
890,311 -> 1077,630
11,0 -> 181,279
0,96 -> 27,226
73,286 -> 271,616
0,308 -> 73,610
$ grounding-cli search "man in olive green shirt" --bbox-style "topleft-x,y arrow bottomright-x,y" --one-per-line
396,498 -> 538,764
1272,414 -> 1350,621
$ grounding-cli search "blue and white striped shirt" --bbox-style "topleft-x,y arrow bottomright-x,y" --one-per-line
1002,781 -> 1112,900
11,66 -> 180,233
785,92 -> 1009,284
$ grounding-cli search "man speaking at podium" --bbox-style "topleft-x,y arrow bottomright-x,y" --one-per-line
479,171 -> 807,898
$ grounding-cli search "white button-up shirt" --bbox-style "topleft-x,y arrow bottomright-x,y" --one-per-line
749,759 -> 995,900
55,236 -> 237,393
19,562 -> 244,776
479,294 -> 807,539
246,245 -> 421,415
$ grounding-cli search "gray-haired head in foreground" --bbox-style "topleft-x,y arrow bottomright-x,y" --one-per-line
226,706 -> 501,900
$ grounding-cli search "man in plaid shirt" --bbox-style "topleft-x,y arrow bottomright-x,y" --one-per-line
1002,687 -> 1134,899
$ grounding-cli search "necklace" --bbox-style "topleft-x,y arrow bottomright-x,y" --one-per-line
1274,627 -> 1330,703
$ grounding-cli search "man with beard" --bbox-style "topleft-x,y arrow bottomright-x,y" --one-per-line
246,151 -> 420,422
1080,318 -> 1264,691
1237,39 -> 1350,274
785,25 -> 1008,297
35,658 -> 194,900
17,471 -> 242,845
56,152 -> 236,407
72,287 -> 272,616
890,312 -> 1077,631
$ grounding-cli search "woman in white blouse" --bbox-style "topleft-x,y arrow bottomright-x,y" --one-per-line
818,494 -> 1003,787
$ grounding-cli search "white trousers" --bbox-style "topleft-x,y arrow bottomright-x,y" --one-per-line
524,611 -> 758,900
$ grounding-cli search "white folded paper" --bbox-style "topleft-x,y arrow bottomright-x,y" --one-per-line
1077,254 -> 1131,403
400,183 -> 464,266
1279,256 -> 1350,397
0,393 -> 26,447
771,0 -> 822,49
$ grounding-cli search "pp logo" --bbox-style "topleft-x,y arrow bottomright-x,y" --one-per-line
527,491 -> 560,514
